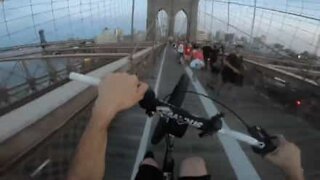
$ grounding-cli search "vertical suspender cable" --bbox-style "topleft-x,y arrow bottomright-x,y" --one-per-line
250,0 -> 257,45
131,0 -> 136,41
29,0 -> 38,40
227,1 -> 230,32
210,0 -> 214,40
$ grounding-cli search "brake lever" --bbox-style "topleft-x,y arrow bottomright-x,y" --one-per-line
247,126 -> 277,156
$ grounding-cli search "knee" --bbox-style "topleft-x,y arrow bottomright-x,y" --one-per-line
181,156 -> 206,167
179,156 -> 208,177
141,158 -> 159,169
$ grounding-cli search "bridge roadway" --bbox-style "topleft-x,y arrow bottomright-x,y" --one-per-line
2,45 -> 319,179
104,46 -> 320,180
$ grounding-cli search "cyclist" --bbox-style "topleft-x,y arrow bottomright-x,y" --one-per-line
177,41 -> 185,64
67,73 -> 304,180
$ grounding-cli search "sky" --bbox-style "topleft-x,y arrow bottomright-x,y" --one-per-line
0,0 -> 147,47
1,0 -> 320,54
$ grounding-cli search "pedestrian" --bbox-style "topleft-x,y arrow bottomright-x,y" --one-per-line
202,43 -> 212,70
190,44 -> 205,70
184,43 -> 193,63
209,45 -> 220,73
177,41 -> 185,64
215,44 -> 245,103
190,44 -> 205,80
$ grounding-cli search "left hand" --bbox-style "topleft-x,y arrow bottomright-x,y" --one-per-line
92,73 -> 149,128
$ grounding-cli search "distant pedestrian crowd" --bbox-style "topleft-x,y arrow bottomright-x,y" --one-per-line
174,40 -> 246,102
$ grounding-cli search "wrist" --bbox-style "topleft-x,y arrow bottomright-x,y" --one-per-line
283,166 -> 304,180
93,105 -> 117,118
91,105 -> 118,129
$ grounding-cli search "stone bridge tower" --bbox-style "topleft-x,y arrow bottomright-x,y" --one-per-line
147,0 -> 199,41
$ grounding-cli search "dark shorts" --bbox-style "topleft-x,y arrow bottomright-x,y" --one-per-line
135,165 -> 211,180
221,67 -> 243,86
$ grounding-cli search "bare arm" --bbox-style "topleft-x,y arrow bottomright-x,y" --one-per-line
67,73 -> 148,180
265,136 -> 305,180
67,113 -> 111,180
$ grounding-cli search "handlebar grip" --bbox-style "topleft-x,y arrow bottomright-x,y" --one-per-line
248,126 -> 277,156
139,89 -> 159,116
69,72 -> 100,86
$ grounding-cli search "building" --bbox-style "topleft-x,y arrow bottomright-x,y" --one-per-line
95,28 -> 124,43
215,31 -> 224,41
224,33 -> 235,44
197,30 -> 210,42
260,35 -> 267,44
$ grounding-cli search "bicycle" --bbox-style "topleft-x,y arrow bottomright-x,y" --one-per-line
69,72 -> 278,180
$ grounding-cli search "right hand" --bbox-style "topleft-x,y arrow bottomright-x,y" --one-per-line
92,73 -> 148,128
265,136 -> 304,179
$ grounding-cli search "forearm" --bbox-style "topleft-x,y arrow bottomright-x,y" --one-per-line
68,111 -> 114,180
285,168 -> 304,180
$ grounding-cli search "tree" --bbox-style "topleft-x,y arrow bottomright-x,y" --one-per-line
273,43 -> 284,50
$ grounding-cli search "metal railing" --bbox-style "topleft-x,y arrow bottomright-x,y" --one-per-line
0,42 -> 140,116
0,43 -> 165,179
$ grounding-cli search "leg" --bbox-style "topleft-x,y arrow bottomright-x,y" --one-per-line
215,74 -> 224,96
180,53 -> 185,65
135,157 -> 162,180
141,158 -> 160,168
192,70 -> 197,81
179,157 -> 209,178
229,85 -> 239,105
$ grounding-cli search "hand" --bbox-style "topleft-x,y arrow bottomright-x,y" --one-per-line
265,136 -> 304,179
92,73 -> 149,128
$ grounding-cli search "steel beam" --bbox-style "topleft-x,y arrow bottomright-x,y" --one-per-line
0,53 -> 130,62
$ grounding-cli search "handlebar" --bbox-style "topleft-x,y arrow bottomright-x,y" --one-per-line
69,72 -> 277,156
139,89 -> 267,149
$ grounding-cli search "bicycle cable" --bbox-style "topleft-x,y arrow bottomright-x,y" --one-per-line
162,90 -> 250,129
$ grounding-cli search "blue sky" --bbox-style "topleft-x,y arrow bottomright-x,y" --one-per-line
0,0 -> 147,47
